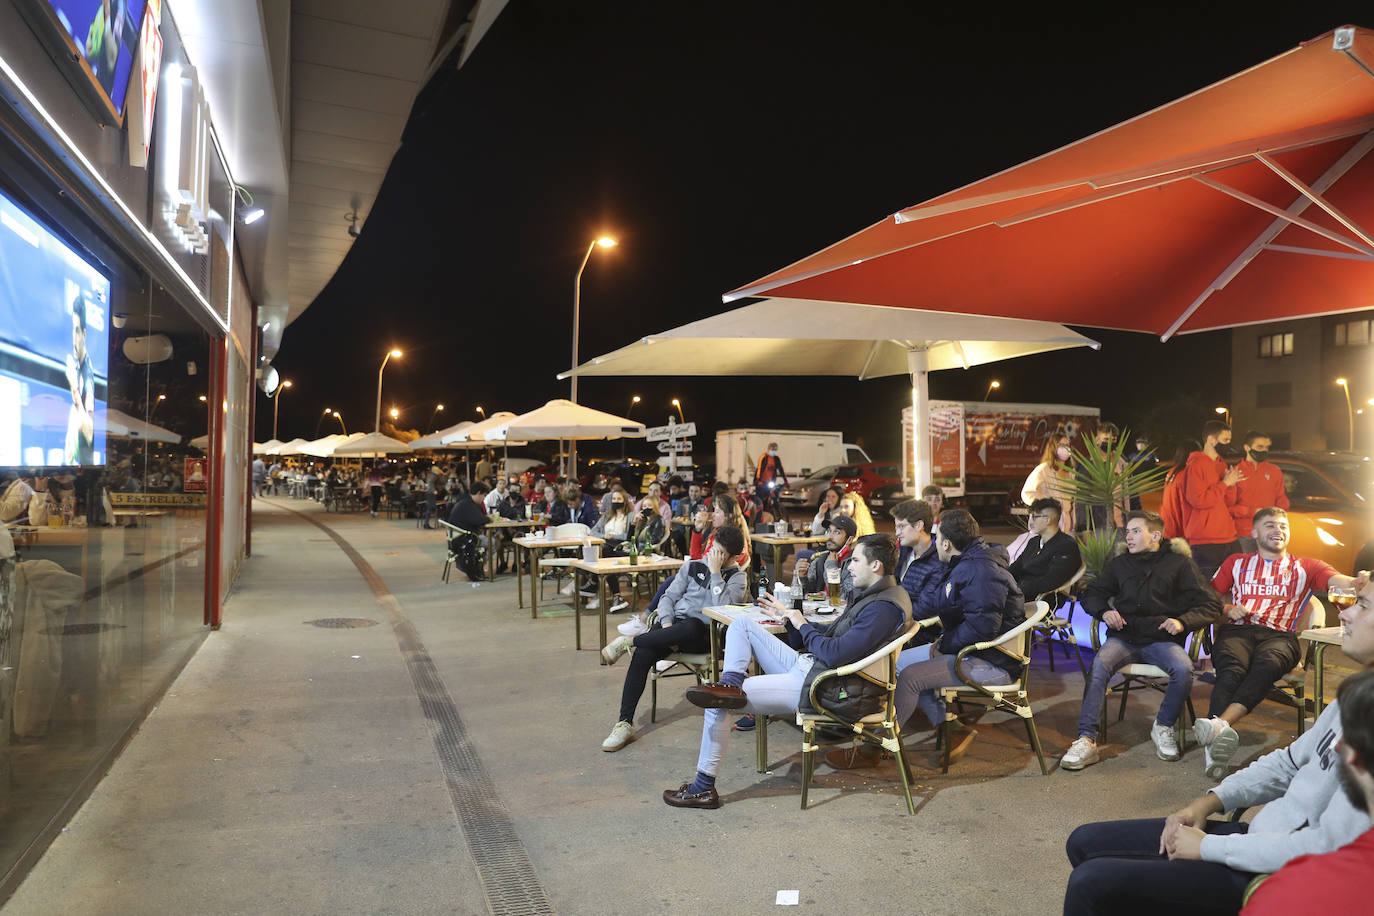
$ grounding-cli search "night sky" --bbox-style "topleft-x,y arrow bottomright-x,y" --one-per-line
265,2 -> 1365,463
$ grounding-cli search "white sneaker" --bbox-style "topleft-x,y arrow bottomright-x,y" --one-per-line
1060,736 -> 1099,770
1192,716 -> 1223,746
609,598 -> 631,616
655,659 -> 676,672
1206,721 -> 1239,773
602,721 -> 633,752
1151,722 -> 1181,761
1203,746 -> 1227,780
558,580 -> 575,597
601,635 -> 632,665
585,597 -> 600,610
617,614 -> 648,637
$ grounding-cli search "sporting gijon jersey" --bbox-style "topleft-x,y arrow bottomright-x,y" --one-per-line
1211,553 -> 1337,632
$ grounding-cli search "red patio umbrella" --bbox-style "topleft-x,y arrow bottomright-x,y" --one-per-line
725,26 -> 1374,340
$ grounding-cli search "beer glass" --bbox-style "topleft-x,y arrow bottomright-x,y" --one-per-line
1329,585 -> 1358,611
826,567 -> 842,606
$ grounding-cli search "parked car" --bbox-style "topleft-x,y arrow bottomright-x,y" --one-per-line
1141,451 -> 1371,573
579,459 -> 660,496
779,464 -> 840,507
832,462 -> 904,506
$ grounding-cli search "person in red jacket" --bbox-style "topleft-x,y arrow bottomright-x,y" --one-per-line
1181,420 -> 1245,578
1231,431 -> 1288,545
1159,441 -> 1197,540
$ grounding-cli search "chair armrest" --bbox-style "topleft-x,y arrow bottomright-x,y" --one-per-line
951,602 -> 1049,696
804,618 -> 930,714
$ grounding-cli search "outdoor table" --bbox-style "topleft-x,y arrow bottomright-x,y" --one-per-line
703,600 -> 843,771
750,532 -> 826,584
483,518 -> 544,580
569,555 -> 683,656
1299,625 -> 1344,718
513,534 -> 605,618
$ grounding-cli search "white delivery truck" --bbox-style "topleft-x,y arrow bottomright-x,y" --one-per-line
715,429 -> 870,489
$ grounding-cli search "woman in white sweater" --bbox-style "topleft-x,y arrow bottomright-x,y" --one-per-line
1022,432 -> 1076,534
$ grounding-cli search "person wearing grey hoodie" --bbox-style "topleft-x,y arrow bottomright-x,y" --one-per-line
597,525 -> 747,752
1062,568 -> 1374,916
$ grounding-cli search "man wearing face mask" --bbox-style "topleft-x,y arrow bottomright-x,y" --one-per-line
794,514 -> 857,603
1182,419 -> 1246,579
1230,431 -> 1288,550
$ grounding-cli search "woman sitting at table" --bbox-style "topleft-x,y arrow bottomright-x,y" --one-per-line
586,494 -> 634,605
809,486 -> 843,535
598,525 -> 748,752
838,491 -> 876,537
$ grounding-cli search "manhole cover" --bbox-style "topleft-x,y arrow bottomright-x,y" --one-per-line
43,623 -> 127,635
306,618 -> 379,628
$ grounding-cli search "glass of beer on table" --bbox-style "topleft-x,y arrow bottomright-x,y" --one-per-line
826,566 -> 842,607
1329,585 -> 1358,611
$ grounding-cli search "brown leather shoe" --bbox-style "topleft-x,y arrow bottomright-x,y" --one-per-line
662,783 -> 722,809
824,743 -> 888,770
685,682 -> 748,710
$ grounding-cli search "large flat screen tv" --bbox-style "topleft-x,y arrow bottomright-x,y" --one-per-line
19,0 -> 150,125
0,187 -> 110,467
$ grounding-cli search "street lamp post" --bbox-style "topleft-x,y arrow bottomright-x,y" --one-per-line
333,411 -> 347,434
671,398 -> 684,423
374,349 -> 402,432
271,379 -> 292,440
149,393 -> 166,419
984,380 -> 1001,401
314,407 -> 333,438
1215,405 -> 1230,426
475,405 -> 485,419
622,395 -> 641,460
428,403 -> 445,431
1336,378 -> 1354,449
570,235 -> 617,479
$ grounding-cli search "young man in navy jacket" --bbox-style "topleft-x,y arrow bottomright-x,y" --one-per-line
662,534 -> 911,809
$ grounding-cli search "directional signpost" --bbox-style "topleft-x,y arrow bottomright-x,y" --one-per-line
647,420 -> 696,472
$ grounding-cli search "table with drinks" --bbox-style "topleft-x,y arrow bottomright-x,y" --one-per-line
512,527 -> 604,618
750,521 -> 826,584
1301,584 -> 1361,718
570,553 -> 683,657
483,516 -> 546,580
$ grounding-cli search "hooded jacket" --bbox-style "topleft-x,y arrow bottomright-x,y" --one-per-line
655,560 -> 747,627
1181,451 -> 1238,545
930,538 -> 1026,675
1080,537 -> 1222,645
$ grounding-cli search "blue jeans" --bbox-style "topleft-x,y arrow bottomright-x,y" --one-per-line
895,644 -> 1012,731
696,618 -> 813,777
1064,817 -> 1253,915
1077,636 -> 1193,740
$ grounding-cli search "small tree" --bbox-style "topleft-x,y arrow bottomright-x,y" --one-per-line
1073,427 -> 1170,581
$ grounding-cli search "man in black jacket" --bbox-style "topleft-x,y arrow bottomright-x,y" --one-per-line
447,481 -> 490,582
1010,497 -> 1082,602
1061,510 -> 1221,771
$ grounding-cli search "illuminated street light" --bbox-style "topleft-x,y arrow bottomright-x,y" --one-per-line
476,405 -> 485,419
271,379 -> 293,440
428,403 -> 445,430
570,234 -> 618,478
374,349 -> 402,432
984,380 -> 1001,401
671,398 -> 684,423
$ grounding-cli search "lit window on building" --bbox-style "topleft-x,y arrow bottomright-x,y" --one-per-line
1258,332 -> 1293,358
1335,319 -> 1371,346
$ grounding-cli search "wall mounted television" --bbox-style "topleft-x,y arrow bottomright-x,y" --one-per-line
17,0 -> 150,126
0,186 -> 111,467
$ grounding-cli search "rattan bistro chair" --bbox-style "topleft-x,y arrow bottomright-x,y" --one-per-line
649,652 -> 714,722
797,618 -> 931,814
1090,609 -> 1206,747
1029,563 -> 1088,674
937,600 -> 1051,775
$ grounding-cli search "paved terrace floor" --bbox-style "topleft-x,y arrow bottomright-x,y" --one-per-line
3,500 -> 1349,915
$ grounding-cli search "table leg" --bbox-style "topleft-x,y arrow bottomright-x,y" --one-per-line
598,574 -> 609,661
1312,643 -> 1328,719
757,712 -> 768,773
517,542 -> 525,609
574,571 -> 583,650
529,545 -> 540,619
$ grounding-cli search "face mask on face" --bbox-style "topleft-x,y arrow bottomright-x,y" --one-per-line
1055,446 -> 1072,462
1216,442 -> 1244,461
769,450 -> 777,457
1249,449 -> 1268,463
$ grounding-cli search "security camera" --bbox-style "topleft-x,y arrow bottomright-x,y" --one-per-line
346,211 -> 360,239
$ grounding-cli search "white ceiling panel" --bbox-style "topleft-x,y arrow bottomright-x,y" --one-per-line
293,101 -> 406,146
293,0 -> 449,41
292,14 -> 432,82
290,182 -> 376,210
292,130 -> 396,172
291,62 -> 418,113
290,161 -> 393,193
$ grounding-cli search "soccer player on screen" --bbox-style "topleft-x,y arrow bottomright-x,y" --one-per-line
64,296 -> 95,465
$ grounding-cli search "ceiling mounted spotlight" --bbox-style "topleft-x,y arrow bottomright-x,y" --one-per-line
346,211 -> 360,239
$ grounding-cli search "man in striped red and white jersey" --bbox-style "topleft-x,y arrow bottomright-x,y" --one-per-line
1196,506 -> 1361,779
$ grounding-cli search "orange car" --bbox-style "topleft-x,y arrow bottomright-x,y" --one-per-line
1145,452 -> 1372,573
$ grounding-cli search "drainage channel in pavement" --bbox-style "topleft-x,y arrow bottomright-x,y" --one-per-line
266,500 -> 556,916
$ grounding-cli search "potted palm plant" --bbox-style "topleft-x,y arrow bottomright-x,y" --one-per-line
1071,428 -> 1171,583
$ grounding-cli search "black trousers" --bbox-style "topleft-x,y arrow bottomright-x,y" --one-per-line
1209,624 -> 1301,716
617,617 -> 710,723
1188,540 -> 1238,580
1064,818 -> 1254,915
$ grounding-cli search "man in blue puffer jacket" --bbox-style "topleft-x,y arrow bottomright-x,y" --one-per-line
892,508 -> 1025,739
